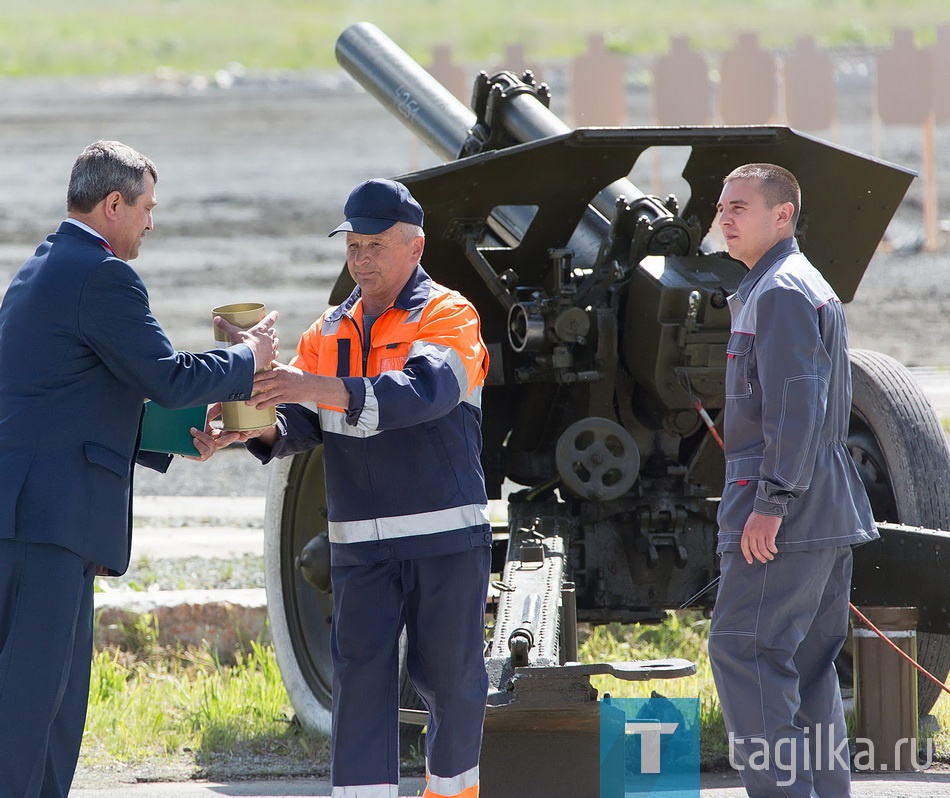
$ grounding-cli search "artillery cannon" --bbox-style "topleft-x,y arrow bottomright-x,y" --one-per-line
263,22 -> 950,792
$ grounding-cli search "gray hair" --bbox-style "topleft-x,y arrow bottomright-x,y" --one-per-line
396,221 -> 425,243
67,140 -> 158,213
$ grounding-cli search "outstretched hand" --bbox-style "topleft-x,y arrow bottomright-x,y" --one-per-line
214,310 -> 280,370
248,361 -> 337,410
249,362 -> 350,411
188,402 -> 275,460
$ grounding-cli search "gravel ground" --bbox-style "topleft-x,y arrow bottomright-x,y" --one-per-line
0,52 -> 947,364
135,446 -> 272,497
100,553 -> 265,592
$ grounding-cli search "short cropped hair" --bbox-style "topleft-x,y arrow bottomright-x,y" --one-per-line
723,163 -> 801,225
67,140 -> 158,214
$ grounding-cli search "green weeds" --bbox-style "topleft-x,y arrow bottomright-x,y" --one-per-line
83,610 -> 950,775
83,622 -> 325,773
580,611 -> 950,766
580,611 -> 730,761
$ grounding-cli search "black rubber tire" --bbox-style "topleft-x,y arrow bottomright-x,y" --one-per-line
263,447 -> 426,739
848,348 -> 950,715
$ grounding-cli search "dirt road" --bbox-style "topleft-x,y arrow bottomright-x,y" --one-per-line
0,71 -> 440,354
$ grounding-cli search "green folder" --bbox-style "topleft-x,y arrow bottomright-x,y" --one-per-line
140,401 -> 207,456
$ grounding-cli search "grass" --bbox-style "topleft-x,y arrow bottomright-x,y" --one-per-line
580,611 -> 950,767
1,0 -> 949,78
579,612 -> 729,764
82,614 -> 326,774
83,610 -> 950,776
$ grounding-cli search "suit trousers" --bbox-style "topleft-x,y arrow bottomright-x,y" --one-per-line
329,546 -> 491,795
708,546 -> 853,798
0,539 -> 96,798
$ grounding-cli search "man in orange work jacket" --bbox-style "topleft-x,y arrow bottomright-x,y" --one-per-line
206,179 -> 491,798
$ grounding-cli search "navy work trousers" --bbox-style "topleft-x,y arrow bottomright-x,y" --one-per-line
708,546 -> 853,798
0,539 -> 96,798
329,546 -> 491,791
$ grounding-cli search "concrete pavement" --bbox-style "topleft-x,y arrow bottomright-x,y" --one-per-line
130,494 -> 266,559
93,494 -> 269,655
69,769 -> 950,796
71,780 -> 424,797
909,366 -> 950,419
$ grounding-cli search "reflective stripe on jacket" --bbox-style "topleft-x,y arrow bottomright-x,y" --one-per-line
717,238 -> 877,553
262,265 -> 492,565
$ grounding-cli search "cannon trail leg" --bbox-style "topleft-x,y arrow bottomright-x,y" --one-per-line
481,500 -> 694,797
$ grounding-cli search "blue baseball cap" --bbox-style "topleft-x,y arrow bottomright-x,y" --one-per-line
329,178 -> 424,237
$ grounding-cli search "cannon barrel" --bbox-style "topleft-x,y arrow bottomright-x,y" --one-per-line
335,22 -> 689,255
335,21 -> 476,162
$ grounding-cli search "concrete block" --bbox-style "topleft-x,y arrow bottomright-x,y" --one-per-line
94,588 -> 270,662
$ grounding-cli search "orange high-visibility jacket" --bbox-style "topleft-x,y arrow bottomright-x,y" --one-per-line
258,265 -> 492,565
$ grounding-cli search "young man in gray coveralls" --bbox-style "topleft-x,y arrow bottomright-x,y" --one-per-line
708,163 -> 878,797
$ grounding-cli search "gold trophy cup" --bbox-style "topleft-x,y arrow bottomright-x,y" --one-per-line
212,302 -> 278,432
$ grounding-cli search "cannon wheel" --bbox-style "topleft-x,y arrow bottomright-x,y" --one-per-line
847,348 -> 950,715
264,447 -> 425,738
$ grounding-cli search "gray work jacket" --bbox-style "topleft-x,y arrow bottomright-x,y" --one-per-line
717,237 -> 878,553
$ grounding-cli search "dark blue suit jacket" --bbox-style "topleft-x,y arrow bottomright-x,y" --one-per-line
0,222 -> 256,574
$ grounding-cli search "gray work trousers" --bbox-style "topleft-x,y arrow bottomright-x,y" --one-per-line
708,546 -> 853,798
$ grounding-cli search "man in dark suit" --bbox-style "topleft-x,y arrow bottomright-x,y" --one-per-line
0,140 -> 278,798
